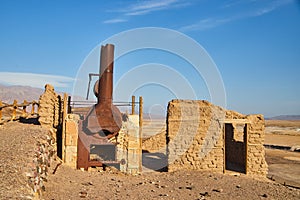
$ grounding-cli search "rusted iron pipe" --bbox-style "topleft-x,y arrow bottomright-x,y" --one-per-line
98,44 -> 114,104
88,44 -> 122,135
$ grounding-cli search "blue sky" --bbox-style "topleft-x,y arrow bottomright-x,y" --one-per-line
0,0 -> 299,117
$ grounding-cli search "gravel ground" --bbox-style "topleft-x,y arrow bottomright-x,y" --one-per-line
43,164 -> 300,200
0,121 -> 300,200
0,121 -> 48,199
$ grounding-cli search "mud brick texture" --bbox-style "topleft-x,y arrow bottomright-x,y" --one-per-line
166,99 -> 268,177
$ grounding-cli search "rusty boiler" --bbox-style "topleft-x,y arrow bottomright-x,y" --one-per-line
77,44 -> 123,170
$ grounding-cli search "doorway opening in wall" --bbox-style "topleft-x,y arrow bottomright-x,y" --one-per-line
224,123 -> 247,173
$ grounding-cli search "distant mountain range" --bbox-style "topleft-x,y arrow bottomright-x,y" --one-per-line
1,84 -> 299,120
0,84 -> 71,104
0,84 -> 44,103
266,115 -> 300,120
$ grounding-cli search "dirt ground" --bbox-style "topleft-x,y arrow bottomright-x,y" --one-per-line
43,163 -> 299,200
0,121 -> 47,199
264,120 -> 300,188
265,148 -> 300,188
0,120 -> 300,199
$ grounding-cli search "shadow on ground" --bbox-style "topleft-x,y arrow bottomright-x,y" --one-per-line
142,150 -> 167,172
19,117 -> 40,125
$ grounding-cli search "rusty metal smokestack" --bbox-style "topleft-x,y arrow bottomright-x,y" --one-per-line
77,44 -> 122,171
86,44 -> 122,136
98,44 -> 114,105
95,44 -> 122,135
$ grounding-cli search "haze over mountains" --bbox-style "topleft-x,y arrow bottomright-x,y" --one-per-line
0,84 -> 299,120
266,115 -> 300,120
0,84 -> 44,103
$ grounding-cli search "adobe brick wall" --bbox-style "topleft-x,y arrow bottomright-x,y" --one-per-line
246,114 -> 268,176
117,114 -> 142,174
38,84 -> 62,129
26,129 -> 56,195
63,114 -> 80,168
167,100 -> 225,172
167,99 -> 268,177
142,130 -> 166,153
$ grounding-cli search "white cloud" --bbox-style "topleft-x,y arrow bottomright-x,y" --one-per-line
129,0 -> 178,11
222,0 -> 245,9
180,17 -> 233,32
180,0 -> 293,32
251,0 -> 293,17
103,18 -> 127,24
102,0 -> 191,23
125,0 -> 183,16
0,72 -> 74,89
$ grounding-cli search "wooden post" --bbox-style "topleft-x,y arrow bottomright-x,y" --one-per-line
245,123 -> 249,175
139,96 -> 143,128
11,100 -> 17,121
67,96 -> 71,113
22,100 -> 28,117
35,101 -> 39,115
138,96 -> 143,173
31,101 -> 35,115
62,93 -> 68,162
63,94 -> 68,121
38,100 -> 41,114
131,96 -> 135,115
0,101 -> 2,120
223,123 -> 226,174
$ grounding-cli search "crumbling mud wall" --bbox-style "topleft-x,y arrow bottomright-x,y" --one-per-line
117,114 -> 141,174
225,112 -> 268,176
62,114 -> 80,168
38,84 -> 63,129
26,129 -> 56,196
167,100 -> 225,173
246,114 -> 268,176
38,84 -> 68,159
167,99 -> 268,177
142,130 -> 166,153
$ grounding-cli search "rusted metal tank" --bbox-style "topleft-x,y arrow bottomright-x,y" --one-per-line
77,44 -> 122,170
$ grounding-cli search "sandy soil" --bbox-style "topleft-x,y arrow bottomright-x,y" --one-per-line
43,163 -> 300,200
265,149 -> 300,188
265,120 -> 300,128
0,120 -> 300,199
265,134 -> 300,147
